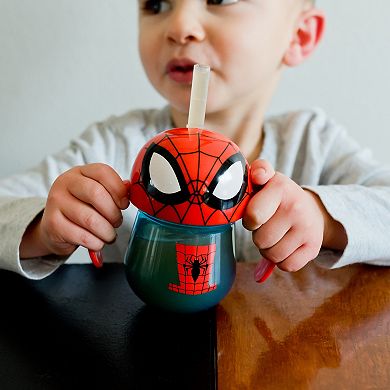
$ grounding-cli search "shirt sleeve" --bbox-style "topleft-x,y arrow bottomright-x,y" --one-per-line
302,121 -> 390,268
0,121 -> 118,279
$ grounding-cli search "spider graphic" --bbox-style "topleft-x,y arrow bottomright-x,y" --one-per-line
184,254 -> 209,282
168,243 -> 217,295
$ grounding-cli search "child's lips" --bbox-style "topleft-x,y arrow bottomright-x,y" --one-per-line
166,59 -> 197,84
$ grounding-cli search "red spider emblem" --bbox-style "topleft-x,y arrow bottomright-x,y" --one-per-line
130,128 -> 252,226
168,243 -> 217,295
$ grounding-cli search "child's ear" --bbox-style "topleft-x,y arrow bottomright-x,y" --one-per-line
283,8 -> 325,67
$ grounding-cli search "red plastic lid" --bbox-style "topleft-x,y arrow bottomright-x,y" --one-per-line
130,128 -> 252,226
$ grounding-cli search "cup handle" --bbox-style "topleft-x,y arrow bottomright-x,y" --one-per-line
254,258 -> 275,283
89,250 -> 104,268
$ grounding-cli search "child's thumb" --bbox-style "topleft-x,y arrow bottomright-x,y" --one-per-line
123,180 -> 132,198
250,159 -> 275,186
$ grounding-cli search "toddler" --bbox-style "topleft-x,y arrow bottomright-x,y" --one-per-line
1,0 -> 390,281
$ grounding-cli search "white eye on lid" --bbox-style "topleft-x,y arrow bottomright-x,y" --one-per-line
212,161 -> 244,200
149,152 -> 181,194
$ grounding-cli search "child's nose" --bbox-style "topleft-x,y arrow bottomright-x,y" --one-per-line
165,2 -> 206,45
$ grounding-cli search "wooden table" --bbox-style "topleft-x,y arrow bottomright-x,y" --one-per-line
217,262 -> 390,389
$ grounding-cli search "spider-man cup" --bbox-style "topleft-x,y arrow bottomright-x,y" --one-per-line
125,127 -> 252,312
89,64 -> 275,312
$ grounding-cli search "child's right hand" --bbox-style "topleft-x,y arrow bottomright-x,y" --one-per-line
22,163 -> 130,258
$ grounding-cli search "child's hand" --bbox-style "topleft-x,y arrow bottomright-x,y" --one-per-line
28,164 -> 130,257
243,159 -> 327,274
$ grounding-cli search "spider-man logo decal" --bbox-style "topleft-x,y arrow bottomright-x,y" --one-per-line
130,128 -> 252,226
168,243 -> 217,295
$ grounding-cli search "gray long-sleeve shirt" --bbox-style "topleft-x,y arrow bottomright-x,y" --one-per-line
1,106 -> 390,279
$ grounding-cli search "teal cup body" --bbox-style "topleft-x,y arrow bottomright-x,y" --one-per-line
124,211 -> 236,313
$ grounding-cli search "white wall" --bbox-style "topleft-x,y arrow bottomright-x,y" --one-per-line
1,1 -> 389,178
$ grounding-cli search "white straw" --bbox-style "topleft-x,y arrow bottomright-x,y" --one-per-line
187,64 -> 210,128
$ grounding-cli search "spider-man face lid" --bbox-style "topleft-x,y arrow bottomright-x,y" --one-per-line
130,127 -> 253,226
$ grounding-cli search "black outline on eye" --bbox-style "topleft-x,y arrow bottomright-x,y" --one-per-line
203,153 -> 248,210
141,143 -> 190,205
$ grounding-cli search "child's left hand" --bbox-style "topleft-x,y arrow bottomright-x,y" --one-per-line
243,159 -> 330,274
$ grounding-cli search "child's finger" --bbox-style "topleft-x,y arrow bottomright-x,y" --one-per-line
250,159 -> 275,186
61,198 -> 117,244
259,229 -> 302,265
67,178 -> 123,228
59,215 -> 105,252
276,243 -> 320,273
123,180 -> 132,198
80,164 -> 129,209
242,180 -> 283,230
252,209 -> 291,250
43,211 -> 105,255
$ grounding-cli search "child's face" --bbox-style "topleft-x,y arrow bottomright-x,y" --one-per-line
138,0 -> 307,116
